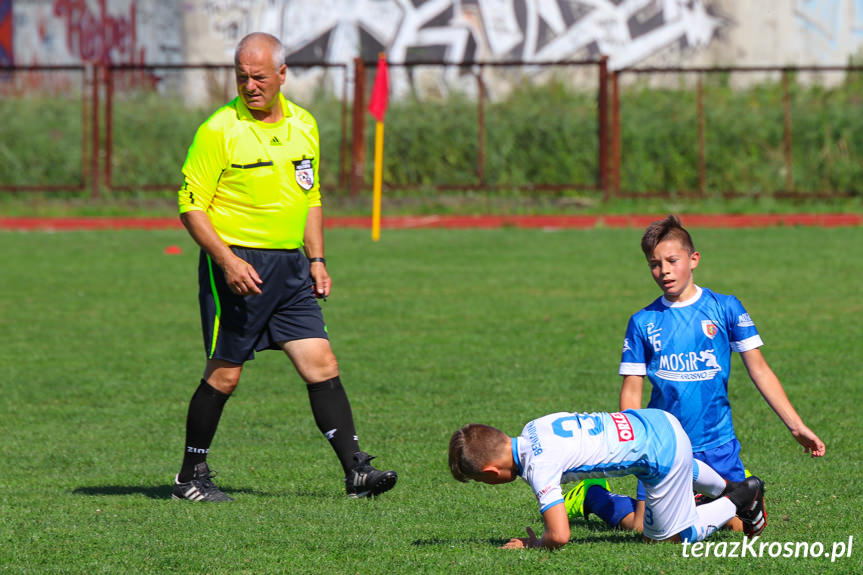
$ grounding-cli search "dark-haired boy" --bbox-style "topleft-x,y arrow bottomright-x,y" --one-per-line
579,215 -> 825,536
450,409 -> 765,550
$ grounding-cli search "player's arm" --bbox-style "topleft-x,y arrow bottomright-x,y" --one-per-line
538,503 -> 570,548
620,375 -> 645,411
180,210 -> 262,296
301,122 -> 328,299
178,118 -> 262,295
303,206 -> 330,298
619,316 -> 648,411
740,348 -> 826,457
501,503 -> 570,550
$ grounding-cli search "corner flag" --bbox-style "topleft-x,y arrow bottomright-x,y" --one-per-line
369,53 -> 388,241
368,53 -> 389,122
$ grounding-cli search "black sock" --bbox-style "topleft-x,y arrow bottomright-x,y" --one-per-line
179,379 -> 231,482
307,376 -> 360,476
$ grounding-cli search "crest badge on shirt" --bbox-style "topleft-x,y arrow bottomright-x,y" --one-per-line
701,320 -> 718,339
293,158 -> 314,191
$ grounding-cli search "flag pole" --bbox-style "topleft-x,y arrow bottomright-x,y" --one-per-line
368,52 -> 389,242
371,119 -> 384,241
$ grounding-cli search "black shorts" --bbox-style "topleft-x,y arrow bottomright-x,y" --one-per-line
198,246 -> 328,364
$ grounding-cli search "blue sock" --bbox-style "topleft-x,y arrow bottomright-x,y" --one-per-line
583,485 -> 638,528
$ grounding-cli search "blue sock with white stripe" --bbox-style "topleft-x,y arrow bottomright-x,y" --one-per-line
583,485 -> 638,528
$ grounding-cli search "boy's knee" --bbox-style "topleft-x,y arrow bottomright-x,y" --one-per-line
584,485 -> 639,530
617,511 -> 643,532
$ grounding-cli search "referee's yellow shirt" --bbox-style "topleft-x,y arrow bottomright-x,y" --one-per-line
178,93 -> 322,249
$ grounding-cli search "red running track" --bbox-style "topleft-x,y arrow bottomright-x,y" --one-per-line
0,213 -> 861,231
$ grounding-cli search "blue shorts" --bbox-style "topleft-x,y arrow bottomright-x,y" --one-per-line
637,438 -> 747,500
693,438 -> 747,482
198,247 -> 328,364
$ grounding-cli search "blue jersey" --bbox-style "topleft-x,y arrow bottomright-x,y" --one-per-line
618,286 -> 762,450
513,409 -> 678,513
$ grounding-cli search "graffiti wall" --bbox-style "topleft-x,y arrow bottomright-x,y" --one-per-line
6,0 -> 863,69
182,0 -> 727,71
0,0 -> 11,66
794,0 -> 863,63
11,0 -> 182,65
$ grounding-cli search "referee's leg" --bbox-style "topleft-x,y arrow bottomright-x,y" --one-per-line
282,338 -> 356,473
282,338 -> 397,497
282,337 -> 338,383
179,359 -> 242,481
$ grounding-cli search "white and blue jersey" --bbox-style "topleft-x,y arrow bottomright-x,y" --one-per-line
513,409 -> 678,514
618,286 -> 763,451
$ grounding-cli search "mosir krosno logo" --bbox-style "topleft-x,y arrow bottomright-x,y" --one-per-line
655,349 -> 721,381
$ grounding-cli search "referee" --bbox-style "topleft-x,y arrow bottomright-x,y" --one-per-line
172,32 -> 396,501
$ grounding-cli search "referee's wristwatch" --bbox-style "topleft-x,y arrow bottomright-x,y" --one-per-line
308,257 -> 326,265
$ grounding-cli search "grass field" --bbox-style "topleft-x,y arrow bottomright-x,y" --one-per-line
1,226 -> 860,574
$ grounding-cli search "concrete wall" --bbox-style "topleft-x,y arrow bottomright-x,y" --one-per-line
179,0 -> 729,70
9,0 -> 182,65
5,0 -> 863,97
8,0 -> 863,68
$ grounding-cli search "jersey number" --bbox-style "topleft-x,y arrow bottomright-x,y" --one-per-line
552,414 -> 604,438
644,505 -> 655,526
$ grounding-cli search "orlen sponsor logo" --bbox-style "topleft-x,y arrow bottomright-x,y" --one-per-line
610,412 -> 634,442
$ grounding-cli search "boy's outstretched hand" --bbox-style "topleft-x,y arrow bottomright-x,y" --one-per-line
792,424 -> 826,457
501,526 -> 539,549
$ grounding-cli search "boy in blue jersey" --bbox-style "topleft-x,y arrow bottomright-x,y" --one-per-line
569,215 -> 824,537
449,409 -> 766,550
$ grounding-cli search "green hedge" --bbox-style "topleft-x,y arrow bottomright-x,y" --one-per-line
1,75 -> 861,197
0,98 -> 85,187
617,73 -> 863,195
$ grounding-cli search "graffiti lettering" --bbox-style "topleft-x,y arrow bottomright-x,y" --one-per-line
52,0 -> 141,64
0,0 -> 12,66
254,0 -> 723,70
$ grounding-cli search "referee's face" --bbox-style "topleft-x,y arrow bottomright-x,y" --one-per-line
236,48 -> 287,121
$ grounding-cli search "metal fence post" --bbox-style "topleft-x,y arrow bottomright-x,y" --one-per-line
598,56 -> 609,200
697,73 -> 705,195
339,66 -> 349,190
476,65 -> 486,186
611,69 -> 620,198
80,66 -> 90,194
782,69 -> 793,193
105,65 -> 113,192
350,57 -> 366,196
90,64 -> 100,199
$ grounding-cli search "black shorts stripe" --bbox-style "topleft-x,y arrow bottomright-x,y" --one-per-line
204,254 -> 222,359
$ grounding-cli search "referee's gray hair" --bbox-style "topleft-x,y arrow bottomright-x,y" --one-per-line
235,33 -> 287,70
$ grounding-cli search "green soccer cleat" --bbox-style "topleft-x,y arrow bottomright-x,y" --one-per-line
563,477 -> 610,520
